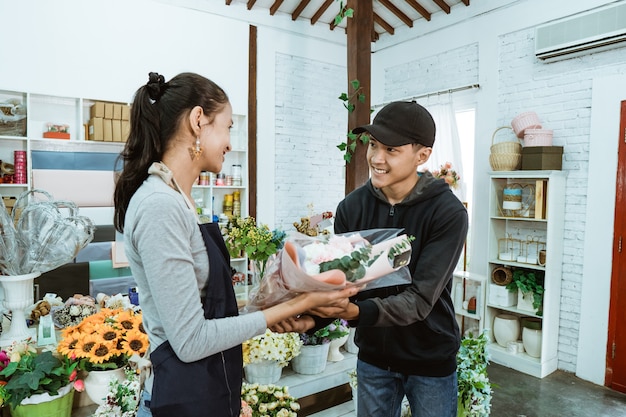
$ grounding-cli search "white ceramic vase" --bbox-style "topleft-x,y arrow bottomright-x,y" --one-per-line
493,314 -> 520,347
523,328 -> 543,358
244,359 -> 283,384
328,335 -> 349,362
344,327 -> 358,354
291,343 -> 330,375
84,368 -> 126,405
0,271 -> 41,346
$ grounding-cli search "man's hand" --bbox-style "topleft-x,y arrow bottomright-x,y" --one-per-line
308,302 -> 359,321
270,315 -> 315,333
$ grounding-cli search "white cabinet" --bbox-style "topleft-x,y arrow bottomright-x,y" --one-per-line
485,170 -> 565,378
452,271 -> 487,337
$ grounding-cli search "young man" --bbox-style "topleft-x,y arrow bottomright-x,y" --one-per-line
324,101 -> 468,416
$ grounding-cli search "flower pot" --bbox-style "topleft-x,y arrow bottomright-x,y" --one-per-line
291,343 -> 330,375
493,314 -> 520,347
522,317 -> 543,358
344,327 -> 358,354
10,384 -> 74,417
244,359 -> 283,384
517,290 -> 536,313
84,367 -> 126,405
327,334 -> 349,362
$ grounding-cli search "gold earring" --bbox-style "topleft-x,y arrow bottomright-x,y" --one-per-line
189,137 -> 203,161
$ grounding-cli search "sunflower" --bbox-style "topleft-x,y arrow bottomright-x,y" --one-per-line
120,329 -> 149,356
94,323 -> 122,344
57,330 -> 83,358
86,340 -> 118,364
116,310 -> 138,331
74,333 -> 100,359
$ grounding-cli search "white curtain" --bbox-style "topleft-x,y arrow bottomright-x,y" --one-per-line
418,94 -> 466,202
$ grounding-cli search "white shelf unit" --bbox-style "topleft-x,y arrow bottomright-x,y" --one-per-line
485,170 -> 565,378
452,270 -> 487,338
0,88 -> 249,277
191,113 -> 249,278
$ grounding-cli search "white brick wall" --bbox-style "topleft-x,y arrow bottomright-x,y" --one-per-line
273,53 -> 347,231
384,44 -> 479,101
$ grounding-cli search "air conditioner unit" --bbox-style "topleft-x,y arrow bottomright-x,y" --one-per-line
535,2 -> 626,62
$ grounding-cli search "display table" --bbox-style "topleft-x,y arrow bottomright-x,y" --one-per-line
71,353 -> 357,416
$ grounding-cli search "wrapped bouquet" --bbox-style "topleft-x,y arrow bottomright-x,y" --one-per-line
244,229 -> 413,311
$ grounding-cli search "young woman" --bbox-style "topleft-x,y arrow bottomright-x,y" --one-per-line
113,72 -> 357,417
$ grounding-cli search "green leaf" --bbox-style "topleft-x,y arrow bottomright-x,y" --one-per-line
357,93 -> 366,103
345,8 -> 354,18
350,79 -> 360,90
338,92 -> 349,101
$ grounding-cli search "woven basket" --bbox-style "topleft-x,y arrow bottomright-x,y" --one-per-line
491,126 -> 521,155
523,128 -> 553,147
511,111 -> 541,138
489,153 -> 521,171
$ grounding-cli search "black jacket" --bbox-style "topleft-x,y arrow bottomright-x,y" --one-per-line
335,172 -> 468,377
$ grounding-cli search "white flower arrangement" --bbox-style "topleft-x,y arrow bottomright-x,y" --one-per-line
93,368 -> 140,417
240,382 -> 300,417
242,329 -> 301,368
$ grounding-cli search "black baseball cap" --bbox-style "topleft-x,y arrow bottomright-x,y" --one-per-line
352,101 -> 436,147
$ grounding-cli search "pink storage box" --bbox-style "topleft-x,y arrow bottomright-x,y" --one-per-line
523,129 -> 553,147
511,111 -> 542,138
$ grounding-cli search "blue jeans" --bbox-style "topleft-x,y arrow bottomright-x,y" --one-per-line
136,389 -> 152,417
356,359 -> 457,417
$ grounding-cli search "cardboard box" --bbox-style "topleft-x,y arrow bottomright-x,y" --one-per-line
121,105 -> 130,121
112,120 -> 122,142
88,117 -> 104,141
104,102 -> 114,119
103,119 -> 113,141
90,102 -> 105,118
113,104 -> 122,120
121,120 -> 130,142
521,146 -> 563,170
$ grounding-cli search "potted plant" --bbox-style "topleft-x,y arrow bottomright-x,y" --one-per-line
56,307 -> 149,405
0,338 -> 84,416
456,331 -> 493,417
240,382 -> 300,417
242,329 -> 301,384
505,268 -> 544,316
291,319 -> 349,374
224,216 -> 286,283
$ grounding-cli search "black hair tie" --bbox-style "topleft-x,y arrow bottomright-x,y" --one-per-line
146,72 -> 167,101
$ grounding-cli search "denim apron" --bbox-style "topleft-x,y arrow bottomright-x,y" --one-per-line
149,221 -> 242,417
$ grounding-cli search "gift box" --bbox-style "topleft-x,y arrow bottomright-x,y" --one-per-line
43,131 -> 70,139
521,146 -> 563,170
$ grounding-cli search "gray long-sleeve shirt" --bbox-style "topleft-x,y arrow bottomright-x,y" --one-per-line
124,174 -> 266,390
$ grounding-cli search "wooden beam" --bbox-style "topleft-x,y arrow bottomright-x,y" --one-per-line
292,0 -> 311,20
374,12 -> 394,35
432,0 -> 451,14
404,0 -> 431,21
311,0 -> 333,25
269,0 -> 285,15
345,0 -> 372,194
378,0 -> 413,27
461,0 -> 469,6
225,0 -> 233,5
248,25 -> 258,219
247,0 -> 256,10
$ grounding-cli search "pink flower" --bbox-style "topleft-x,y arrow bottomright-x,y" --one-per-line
0,350 -> 9,370
73,379 -> 85,392
239,400 -> 252,417
69,369 -> 78,382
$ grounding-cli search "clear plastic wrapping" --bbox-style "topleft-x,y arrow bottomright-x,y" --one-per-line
243,228 -> 413,312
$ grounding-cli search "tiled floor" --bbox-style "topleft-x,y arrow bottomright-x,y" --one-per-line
308,363 -> 626,417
